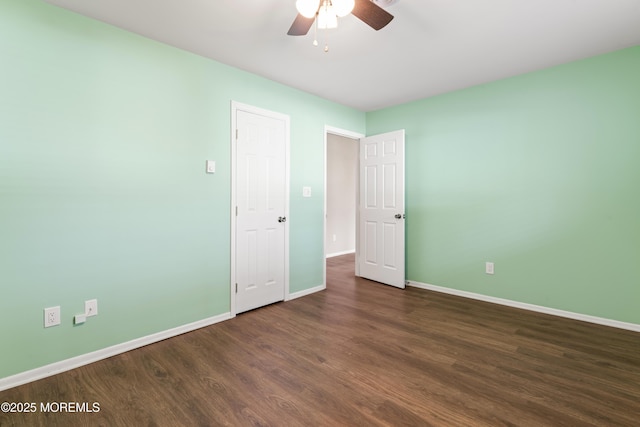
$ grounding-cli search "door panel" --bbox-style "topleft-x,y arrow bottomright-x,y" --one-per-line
383,163 -> 396,208
365,221 -> 377,263
365,165 -> 377,207
235,108 -> 287,313
358,130 -> 405,288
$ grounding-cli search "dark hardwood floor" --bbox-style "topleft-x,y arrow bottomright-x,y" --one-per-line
1,253 -> 639,426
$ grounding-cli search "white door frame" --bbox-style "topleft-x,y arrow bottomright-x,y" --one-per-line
323,125 -> 365,286
231,101 -> 290,317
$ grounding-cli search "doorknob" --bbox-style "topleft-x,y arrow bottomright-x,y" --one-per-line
278,216 -> 287,223
395,214 -> 402,219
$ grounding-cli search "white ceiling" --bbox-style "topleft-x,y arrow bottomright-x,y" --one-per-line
44,0 -> 640,112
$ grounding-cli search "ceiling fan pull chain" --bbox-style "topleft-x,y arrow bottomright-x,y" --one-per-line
324,26 -> 329,52
313,12 -> 319,46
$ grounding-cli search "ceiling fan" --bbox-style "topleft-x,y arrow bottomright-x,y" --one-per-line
287,0 -> 394,36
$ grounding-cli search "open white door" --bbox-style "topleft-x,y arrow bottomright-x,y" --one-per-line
358,130 -> 405,288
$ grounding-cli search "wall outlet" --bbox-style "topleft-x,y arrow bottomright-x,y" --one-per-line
44,306 -> 61,328
332,234 -> 337,242
486,262 -> 495,275
85,299 -> 98,317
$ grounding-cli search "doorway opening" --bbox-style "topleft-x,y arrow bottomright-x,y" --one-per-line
323,126 -> 364,286
324,126 -> 406,289
325,133 -> 358,258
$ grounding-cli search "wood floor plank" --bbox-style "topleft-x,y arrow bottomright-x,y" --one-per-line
1,253 -> 639,426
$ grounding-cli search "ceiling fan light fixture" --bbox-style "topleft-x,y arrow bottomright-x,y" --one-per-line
287,0 -> 394,37
333,0 -> 355,17
317,1 -> 338,29
296,0 -> 320,18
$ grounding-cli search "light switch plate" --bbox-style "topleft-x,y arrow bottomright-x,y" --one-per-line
206,160 -> 216,174
303,186 -> 311,197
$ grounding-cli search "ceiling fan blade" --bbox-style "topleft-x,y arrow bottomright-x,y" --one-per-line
287,13 -> 315,36
352,0 -> 394,31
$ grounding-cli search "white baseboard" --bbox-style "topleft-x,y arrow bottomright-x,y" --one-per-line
326,250 -> 355,258
287,284 -> 325,301
407,281 -> 640,333
0,312 -> 232,392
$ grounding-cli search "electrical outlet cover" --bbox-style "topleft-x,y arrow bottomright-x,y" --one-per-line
44,306 -> 61,327
486,262 -> 495,275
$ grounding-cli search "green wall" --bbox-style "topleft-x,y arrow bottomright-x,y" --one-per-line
0,0 -> 364,379
367,46 -> 640,324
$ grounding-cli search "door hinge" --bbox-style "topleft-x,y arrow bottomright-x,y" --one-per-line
235,206 -> 238,216
235,283 -> 238,294
235,129 -> 238,140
